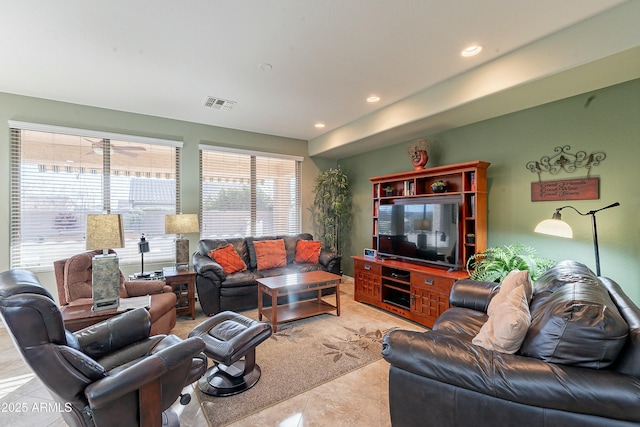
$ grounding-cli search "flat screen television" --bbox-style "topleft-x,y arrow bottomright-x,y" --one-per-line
377,196 -> 461,269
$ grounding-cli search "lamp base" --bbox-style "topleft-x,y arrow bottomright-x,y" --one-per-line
175,238 -> 190,270
92,253 -> 120,311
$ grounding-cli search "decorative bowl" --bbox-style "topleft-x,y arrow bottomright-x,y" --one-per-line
431,183 -> 447,193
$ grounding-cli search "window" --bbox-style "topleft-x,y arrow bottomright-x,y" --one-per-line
9,121 -> 182,270
199,146 -> 302,238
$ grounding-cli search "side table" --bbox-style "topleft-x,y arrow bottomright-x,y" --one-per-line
60,304 -> 120,331
163,267 -> 196,319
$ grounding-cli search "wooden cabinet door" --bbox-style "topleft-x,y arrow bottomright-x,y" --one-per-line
354,260 -> 381,303
411,286 -> 450,327
411,272 -> 454,327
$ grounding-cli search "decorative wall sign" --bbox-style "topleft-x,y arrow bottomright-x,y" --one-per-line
526,145 -> 606,202
531,177 -> 599,201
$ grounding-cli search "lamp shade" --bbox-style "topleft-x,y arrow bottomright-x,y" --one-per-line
138,233 -> 150,253
86,214 -> 125,250
534,218 -> 573,238
165,214 -> 199,235
413,219 -> 431,231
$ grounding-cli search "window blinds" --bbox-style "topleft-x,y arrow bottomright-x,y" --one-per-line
199,146 -> 302,239
9,123 -> 182,271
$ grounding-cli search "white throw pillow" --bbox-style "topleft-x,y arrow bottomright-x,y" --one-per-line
487,269 -> 532,317
473,285 -> 532,354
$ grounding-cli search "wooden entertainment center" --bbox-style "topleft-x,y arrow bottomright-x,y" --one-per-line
352,160 -> 489,328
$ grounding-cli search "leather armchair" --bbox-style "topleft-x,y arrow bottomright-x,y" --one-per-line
0,269 -> 208,427
54,249 -> 177,335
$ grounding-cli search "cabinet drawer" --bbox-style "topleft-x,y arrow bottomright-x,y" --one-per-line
411,272 -> 453,293
354,259 -> 382,275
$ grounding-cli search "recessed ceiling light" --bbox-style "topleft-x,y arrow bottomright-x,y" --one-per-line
461,45 -> 483,57
258,63 -> 273,71
367,95 -> 381,103
314,123 -> 326,129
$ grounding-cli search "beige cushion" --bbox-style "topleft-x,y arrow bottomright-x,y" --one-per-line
473,285 -> 532,354
487,269 -> 532,317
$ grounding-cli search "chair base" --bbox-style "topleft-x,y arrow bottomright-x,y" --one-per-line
198,360 -> 262,397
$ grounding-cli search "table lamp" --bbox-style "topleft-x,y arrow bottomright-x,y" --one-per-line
136,233 -> 150,278
165,213 -> 199,270
86,214 -> 124,311
534,202 -> 620,276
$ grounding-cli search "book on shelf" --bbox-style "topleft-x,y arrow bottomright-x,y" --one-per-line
469,195 -> 475,217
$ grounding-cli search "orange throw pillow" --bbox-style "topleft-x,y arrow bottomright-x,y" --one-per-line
294,240 -> 322,264
253,239 -> 287,270
209,244 -> 247,275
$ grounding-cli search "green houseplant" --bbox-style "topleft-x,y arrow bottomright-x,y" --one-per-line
310,167 -> 352,255
466,244 -> 555,282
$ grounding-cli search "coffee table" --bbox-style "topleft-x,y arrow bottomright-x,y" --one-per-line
257,271 -> 341,332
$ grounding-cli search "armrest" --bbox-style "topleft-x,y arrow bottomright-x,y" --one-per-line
319,249 -> 341,274
85,336 -> 206,410
449,279 -> 499,312
193,252 -> 226,281
125,279 -> 168,296
74,308 -> 151,359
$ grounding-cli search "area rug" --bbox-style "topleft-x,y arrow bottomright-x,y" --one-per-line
189,283 -> 424,426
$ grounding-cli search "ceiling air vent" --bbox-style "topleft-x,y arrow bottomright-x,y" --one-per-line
203,96 -> 236,111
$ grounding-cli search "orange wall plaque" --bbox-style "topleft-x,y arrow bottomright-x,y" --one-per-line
531,177 -> 599,201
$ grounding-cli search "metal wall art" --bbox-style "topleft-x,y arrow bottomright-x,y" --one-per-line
526,145 -> 606,202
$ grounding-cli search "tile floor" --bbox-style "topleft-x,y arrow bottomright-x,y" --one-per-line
0,279 -> 402,426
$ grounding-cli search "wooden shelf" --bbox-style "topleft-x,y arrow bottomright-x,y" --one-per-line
369,160 -> 489,269
260,300 -> 338,325
356,160 -> 490,327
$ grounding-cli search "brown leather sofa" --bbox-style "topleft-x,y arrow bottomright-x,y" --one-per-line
0,269 -> 208,427
54,249 -> 177,335
382,260 -> 640,427
193,233 -> 341,315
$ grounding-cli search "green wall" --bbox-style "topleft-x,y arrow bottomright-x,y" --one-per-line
339,78 -> 640,303
0,92 -> 336,298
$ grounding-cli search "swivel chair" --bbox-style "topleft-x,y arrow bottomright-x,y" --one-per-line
0,269 -> 207,427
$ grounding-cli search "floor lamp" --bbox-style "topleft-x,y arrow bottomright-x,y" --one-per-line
165,214 -> 200,270
534,202 -> 620,276
85,214 -> 124,311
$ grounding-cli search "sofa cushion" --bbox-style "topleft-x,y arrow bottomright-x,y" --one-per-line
253,239 -> 287,270
294,240 -> 322,264
473,285 -> 531,354
487,269 -> 532,317
520,280 -> 628,368
209,244 -> 247,275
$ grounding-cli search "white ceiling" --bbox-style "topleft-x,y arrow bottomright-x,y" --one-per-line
0,0 -> 634,157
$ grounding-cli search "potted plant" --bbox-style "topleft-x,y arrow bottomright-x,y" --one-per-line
383,185 -> 394,196
466,243 -> 555,282
310,167 -> 353,255
431,180 -> 447,193
406,138 -> 430,170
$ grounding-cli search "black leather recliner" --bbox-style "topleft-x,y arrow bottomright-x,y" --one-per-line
0,269 -> 208,427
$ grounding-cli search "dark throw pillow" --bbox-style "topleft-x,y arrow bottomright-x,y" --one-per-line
519,280 -> 628,368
